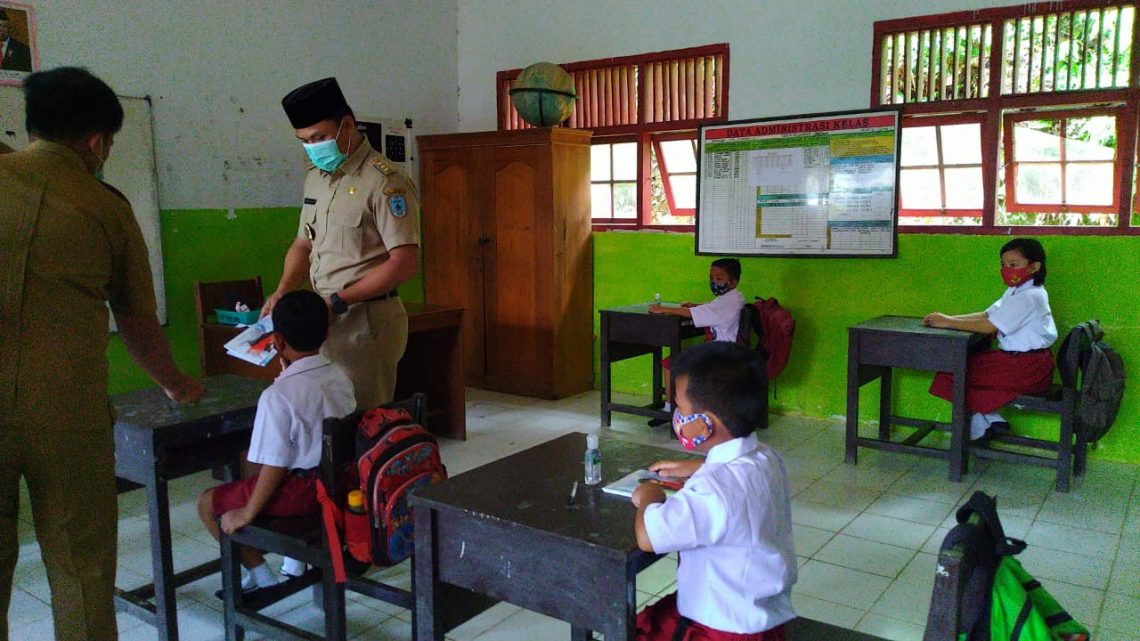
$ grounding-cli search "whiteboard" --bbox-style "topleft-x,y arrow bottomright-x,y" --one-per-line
0,86 -> 166,324
696,108 -> 901,258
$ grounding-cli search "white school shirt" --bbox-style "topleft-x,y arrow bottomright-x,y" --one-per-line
689,288 -> 745,342
984,281 -> 1057,352
247,354 -> 356,470
642,434 -> 797,634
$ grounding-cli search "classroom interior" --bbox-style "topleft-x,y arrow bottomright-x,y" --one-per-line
8,0 -> 1140,640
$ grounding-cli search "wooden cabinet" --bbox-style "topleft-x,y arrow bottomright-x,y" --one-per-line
418,128 -> 593,399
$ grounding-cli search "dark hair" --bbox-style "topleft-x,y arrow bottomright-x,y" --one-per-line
711,257 -> 742,282
671,341 -> 767,438
23,67 -> 124,142
271,290 -> 329,352
1000,237 -> 1047,285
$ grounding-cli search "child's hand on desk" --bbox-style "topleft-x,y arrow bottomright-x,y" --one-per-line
649,304 -> 667,314
164,373 -> 206,404
649,459 -> 701,479
631,482 -> 667,508
923,312 -> 952,328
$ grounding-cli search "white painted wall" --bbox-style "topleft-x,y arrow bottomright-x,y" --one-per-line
456,0 -> 1009,132
30,0 -> 458,209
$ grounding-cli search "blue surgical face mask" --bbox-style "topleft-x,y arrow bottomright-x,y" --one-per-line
302,120 -> 348,173
710,280 -> 732,296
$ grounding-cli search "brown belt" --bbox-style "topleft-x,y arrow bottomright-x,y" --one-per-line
364,290 -> 400,302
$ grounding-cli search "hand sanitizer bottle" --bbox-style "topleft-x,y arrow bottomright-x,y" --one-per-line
584,434 -> 602,485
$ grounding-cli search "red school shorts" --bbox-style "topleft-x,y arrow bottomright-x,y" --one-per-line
637,593 -> 787,641
211,472 -> 319,517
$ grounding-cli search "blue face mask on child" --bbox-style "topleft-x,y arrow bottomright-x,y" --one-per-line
709,280 -> 732,296
303,120 -> 348,173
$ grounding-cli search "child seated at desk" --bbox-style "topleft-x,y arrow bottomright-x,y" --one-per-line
923,237 -> 1057,442
632,341 -> 795,641
647,257 -> 745,426
196,290 -> 356,594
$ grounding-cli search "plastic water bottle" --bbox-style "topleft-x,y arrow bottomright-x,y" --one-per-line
345,489 -> 371,562
654,293 -> 662,305
584,434 -> 602,485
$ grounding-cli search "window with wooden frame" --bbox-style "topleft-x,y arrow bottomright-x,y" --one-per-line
873,1 -> 1140,235
497,44 -> 729,229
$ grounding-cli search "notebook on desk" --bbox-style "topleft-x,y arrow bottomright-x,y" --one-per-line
601,469 -> 684,498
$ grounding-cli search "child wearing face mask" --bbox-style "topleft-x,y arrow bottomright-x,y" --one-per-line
632,341 -> 795,641
196,290 -> 356,595
647,258 -> 744,426
923,238 -> 1057,442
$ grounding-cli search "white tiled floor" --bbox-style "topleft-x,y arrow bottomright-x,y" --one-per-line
9,388 -> 1140,640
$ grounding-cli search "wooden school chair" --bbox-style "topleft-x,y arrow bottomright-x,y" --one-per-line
970,323 -> 1092,493
218,393 -> 427,641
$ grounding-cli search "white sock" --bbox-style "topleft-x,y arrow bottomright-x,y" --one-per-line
249,562 -> 279,588
239,570 -> 258,592
969,412 -> 992,440
663,402 -> 673,411
281,557 -> 306,577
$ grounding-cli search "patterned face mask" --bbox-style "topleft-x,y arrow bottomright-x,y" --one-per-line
709,280 -> 732,296
673,409 -> 713,450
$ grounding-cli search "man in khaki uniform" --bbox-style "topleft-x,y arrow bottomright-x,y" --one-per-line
264,78 -> 420,410
0,67 -> 205,641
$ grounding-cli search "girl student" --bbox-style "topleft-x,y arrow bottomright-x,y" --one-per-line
923,238 -> 1057,442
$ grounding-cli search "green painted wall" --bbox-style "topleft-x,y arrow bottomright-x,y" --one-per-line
110,212 -> 1136,465
594,231 -> 1140,464
106,207 -> 424,394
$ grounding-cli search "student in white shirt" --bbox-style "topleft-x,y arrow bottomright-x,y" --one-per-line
647,258 -> 746,426
924,238 -> 1057,441
632,341 -> 795,641
196,290 -> 356,593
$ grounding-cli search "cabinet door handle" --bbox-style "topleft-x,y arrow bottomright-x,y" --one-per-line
477,236 -> 491,246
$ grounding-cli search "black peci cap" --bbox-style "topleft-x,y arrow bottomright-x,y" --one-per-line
281,77 -> 349,129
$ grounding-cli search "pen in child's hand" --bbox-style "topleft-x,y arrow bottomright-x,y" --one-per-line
568,480 -> 579,506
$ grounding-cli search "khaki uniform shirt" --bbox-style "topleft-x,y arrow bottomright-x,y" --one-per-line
0,141 -> 156,429
299,139 -> 420,296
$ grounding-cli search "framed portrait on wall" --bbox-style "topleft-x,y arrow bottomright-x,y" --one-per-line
1,2 -> 37,85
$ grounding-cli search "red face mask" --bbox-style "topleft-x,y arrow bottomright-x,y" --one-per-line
1001,266 -> 1032,287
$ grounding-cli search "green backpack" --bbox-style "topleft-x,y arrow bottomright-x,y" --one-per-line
943,492 -> 1090,641
988,555 -> 1089,641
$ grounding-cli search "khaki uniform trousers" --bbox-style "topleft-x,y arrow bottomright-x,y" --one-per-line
322,297 -> 409,410
0,418 -> 118,641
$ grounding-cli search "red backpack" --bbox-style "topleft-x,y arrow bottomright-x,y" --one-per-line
752,297 -> 795,381
317,406 -> 447,582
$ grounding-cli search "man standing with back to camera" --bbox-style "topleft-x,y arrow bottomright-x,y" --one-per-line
0,67 -> 205,640
263,77 -> 420,411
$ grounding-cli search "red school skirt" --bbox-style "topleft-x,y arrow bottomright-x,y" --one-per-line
929,349 -> 1055,414
637,593 -> 786,641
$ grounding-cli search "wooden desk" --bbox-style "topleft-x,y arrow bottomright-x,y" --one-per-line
412,433 -> 887,641
199,302 -> 467,440
599,303 -> 704,426
412,433 -> 684,641
112,374 -> 267,641
845,315 -> 989,482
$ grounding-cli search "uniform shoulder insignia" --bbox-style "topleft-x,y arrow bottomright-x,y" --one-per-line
371,156 -> 394,176
101,181 -> 131,205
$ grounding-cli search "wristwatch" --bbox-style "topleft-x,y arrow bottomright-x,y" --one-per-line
329,292 -> 349,315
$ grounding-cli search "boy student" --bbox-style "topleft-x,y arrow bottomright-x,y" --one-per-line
197,290 -> 355,593
633,341 -> 795,641
647,257 -> 745,426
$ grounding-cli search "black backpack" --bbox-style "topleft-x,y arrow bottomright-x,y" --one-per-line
1056,320 -> 1125,443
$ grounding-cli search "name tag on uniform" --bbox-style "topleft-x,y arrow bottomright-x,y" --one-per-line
303,197 -> 317,205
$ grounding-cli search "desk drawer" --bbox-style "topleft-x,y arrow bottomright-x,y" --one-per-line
856,332 -> 964,372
